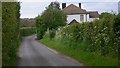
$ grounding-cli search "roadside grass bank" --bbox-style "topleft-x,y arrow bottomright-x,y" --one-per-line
40,37 -> 118,66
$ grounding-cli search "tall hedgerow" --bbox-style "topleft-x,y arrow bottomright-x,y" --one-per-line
59,13 -> 118,57
2,2 -> 20,66
113,14 -> 120,60
0,2 -> 2,67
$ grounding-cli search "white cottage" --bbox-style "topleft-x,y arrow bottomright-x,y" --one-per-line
62,3 -> 99,25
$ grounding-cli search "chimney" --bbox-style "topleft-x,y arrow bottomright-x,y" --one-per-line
79,3 -> 81,8
62,3 -> 66,9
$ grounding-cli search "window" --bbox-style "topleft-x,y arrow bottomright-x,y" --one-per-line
80,15 -> 84,22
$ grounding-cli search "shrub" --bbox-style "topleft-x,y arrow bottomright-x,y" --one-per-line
59,13 -> 118,57
49,29 -> 56,39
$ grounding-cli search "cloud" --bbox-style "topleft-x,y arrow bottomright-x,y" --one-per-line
20,2 -> 50,18
20,1 -> 119,18
82,2 -> 118,13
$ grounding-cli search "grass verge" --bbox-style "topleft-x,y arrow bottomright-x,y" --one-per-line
40,37 -> 118,66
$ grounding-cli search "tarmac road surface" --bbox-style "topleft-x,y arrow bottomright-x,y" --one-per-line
17,35 -> 82,66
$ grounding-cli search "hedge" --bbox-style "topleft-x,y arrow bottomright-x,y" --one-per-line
20,27 -> 36,36
0,2 -> 2,67
59,14 -> 119,57
2,2 -> 20,66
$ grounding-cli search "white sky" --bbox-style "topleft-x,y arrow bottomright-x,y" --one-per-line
18,0 -> 120,18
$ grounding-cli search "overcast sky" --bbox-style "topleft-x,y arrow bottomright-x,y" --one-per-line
18,0 -> 120,18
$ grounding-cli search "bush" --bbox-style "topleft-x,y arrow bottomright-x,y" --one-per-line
59,14 -> 118,57
49,29 -> 56,39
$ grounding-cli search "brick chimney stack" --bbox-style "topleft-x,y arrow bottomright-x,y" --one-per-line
62,3 -> 66,9
79,3 -> 81,8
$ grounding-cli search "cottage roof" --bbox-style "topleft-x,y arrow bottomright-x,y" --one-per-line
89,11 -> 99,18
63,4 -> 99,18
63,4 -> 88,14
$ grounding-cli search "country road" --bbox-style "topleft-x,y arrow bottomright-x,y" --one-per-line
17,35 -> 82,66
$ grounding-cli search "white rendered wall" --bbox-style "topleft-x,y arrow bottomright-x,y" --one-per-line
83,14 -> 86,23
67,14 -> 88,24
87,14 -> 90,22
66,14 -> 97,24
67,15 -> 80,24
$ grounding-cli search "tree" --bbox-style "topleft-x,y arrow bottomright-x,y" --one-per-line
36,16 -> 47,39
100,12 -> 112,19
49,1 -> 60,9
36,3 -> 66,39
41,6 -> 66,30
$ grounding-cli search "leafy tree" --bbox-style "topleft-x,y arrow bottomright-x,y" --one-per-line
41,6 -> 66,30
36,3 -> 66,39
49,1 -> 60,9
36,16 -> 47,39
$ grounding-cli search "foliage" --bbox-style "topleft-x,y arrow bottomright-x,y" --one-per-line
39,11 -> 119,66
2,2 -> 20,66
58,13 -> 118,57
100,12 -> 113,18
20,27 -> 36,36
36,5 -> 66,39
114,13 -> 120,39
49,2 -> 60,9
41,6 -> 66,30
0,2 -> 2,67
113,14 -> 120,62
40,37 -> 118,66
49,29 -> 56,39
35,16 -> 47,39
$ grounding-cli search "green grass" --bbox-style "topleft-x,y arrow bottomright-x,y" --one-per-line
40,37 -> 118,66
